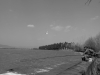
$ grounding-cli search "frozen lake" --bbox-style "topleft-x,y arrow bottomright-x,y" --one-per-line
0,49 -> 81,75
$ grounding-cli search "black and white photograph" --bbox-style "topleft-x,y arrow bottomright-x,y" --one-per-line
0,0 -> 100,75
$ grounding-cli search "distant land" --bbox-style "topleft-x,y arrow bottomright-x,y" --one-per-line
0,44 -> 35,49
0,44 -> 13,48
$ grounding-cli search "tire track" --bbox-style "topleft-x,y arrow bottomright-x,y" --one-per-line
56,61 -> 82,75
85,58 -> 99,75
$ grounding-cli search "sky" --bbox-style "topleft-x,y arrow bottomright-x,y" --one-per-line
0,0 -> 100,48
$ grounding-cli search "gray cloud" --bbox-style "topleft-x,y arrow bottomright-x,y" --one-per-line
64,25 -> 71,32
27,25 -> 35,28
91,16 -> 99,20
50,24 -> 54,27
51,26 -> 63,31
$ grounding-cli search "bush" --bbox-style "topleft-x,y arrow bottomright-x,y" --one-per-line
84,37 -> 95,49
94,33 -> 100,51
83,33 -> 100,52
74,43 -> 84,52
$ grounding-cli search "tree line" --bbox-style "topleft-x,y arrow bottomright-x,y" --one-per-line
39,42 -> 78,50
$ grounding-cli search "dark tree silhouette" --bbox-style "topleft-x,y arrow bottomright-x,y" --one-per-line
85,0 -> 92,5
38,42 -> 77,50
85,0 -> 100,5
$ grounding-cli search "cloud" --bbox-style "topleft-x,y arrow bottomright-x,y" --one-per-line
9,9 -> 13,12
27,25 -> 35,28
46,31 -> 49,35
50,25 -> 54,27
65,26 -> 71,29
64,25 -> 71,32
51,26 -> 63,31
91,16 -> 99,20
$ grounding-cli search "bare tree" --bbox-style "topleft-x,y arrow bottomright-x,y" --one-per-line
85,0 -> 100,5
85,0 -> 92,5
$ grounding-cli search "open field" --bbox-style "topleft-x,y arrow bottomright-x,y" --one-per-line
0,49 -> 88,75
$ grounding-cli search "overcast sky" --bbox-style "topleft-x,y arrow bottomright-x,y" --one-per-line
0,0 -> 100,48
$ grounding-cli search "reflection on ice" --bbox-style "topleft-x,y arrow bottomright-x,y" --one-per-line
34,62 -> 66,73
53,62 -> 66,67
0,67 -> 53,75
35,69 -> 50,73
0,67 -> 52,75
0,62 -> 67,75
34,67 -> 53,73
0,72 -> 26,75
